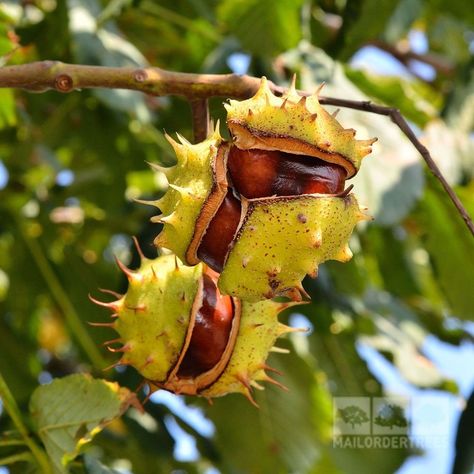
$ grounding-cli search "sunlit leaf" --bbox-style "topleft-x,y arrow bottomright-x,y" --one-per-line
29,374 -> 138,473
345,68 -> 441,127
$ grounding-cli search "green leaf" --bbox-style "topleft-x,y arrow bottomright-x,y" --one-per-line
443,59 -> 474,133
69,0 -> 151,121
383,0 -> 423,42
300,301 -> 410,473
427,14 -> 472,63
97,0 -> 134,27
218,0 -> 304,56
420,120 -> 474,183
429,0 -> 474,27
417,175 -> 474,320
0,451 -> 34,466
361,226 -> 420,299
29,374 -> 137,474
84,455 -> 121,474
361,290 -> 457,390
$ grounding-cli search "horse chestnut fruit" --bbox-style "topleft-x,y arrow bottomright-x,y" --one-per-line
92,253 -> 303,404
148,77 -> 375,301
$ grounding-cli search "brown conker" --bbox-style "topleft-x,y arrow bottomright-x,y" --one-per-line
178,270 -> 234,377
197,191 -> 242,273
228,146 -> 347,198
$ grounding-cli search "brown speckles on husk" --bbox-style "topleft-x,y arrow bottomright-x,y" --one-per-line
218,193 -> 362,301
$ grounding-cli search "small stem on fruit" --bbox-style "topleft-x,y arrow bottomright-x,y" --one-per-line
190,98 -> 210,142
0,372 -> 52,473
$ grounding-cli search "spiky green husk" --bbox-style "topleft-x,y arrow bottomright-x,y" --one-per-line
112,255 -> 202,382
152,127 -> 224,263
201,300 -> 299,403
225,77 -> 376,177
218,194 -> 365,301
97,255 -> 302,402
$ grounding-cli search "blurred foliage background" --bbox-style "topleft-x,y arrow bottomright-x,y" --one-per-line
0,0 -> 473,473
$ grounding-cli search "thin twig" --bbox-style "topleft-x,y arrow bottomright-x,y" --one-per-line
313,96 -> 474,237
0,61 -> 472,237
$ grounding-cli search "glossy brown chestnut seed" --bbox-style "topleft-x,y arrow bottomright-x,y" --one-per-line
227,146 -> 279,198
178,271 -> 234,377
197,191 -> 242,273
228,146 -> 347,198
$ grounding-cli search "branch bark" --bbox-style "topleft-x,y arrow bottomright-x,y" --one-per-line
0,61 -> 472,237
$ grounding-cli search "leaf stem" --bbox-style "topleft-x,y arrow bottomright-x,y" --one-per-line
18,223 -> 106,368
0,372 -> 52,473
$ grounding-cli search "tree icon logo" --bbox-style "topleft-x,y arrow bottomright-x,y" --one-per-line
333,397 -> 371,435
372,398 -> 410,434
374,403 -> 408,429
338,405 -> 370,429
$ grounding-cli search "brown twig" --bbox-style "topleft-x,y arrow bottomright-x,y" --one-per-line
0,61 -> 472,237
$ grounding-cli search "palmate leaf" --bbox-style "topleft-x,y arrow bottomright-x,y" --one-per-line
29,374 -> 138,474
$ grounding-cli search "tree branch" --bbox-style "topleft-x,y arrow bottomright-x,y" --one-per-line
0,61 -> 472,238
0,61 -> 258,98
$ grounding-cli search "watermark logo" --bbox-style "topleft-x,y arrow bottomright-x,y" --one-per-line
333,395 -> 450,449
372,397 -> 409,435
334,397 -> 371,435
